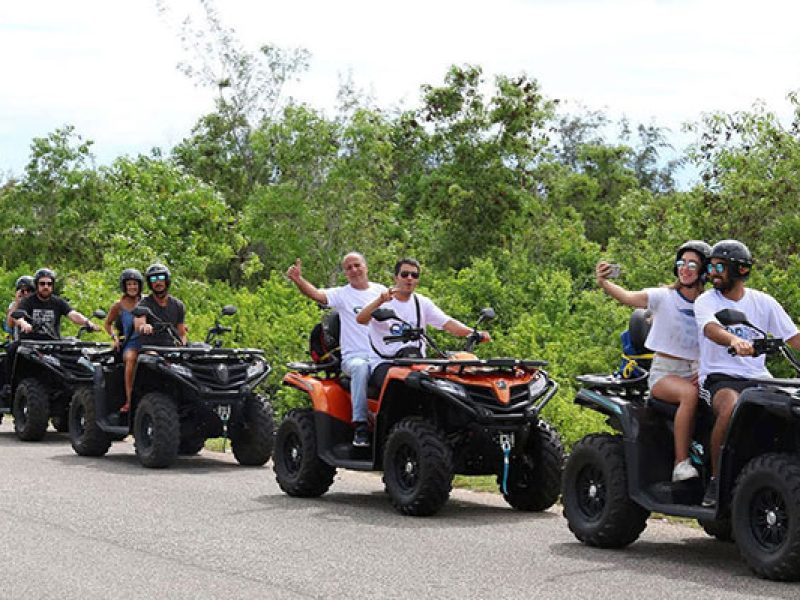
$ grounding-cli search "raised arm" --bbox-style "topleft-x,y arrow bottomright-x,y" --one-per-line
596,261 -> 648,308
287,258 -> 328,305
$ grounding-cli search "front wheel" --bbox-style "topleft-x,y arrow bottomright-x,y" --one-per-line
69,386 -> 111,457
733,453 -> 800,581
562,433 -> 649,548
499,420 -> 564,511
273,409 -> 335,497
134,392 -> 179,468
383,418 -> 453,517
230,396 -> 275,466
13,378 -> 50,441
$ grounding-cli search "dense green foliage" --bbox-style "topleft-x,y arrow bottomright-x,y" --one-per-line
3,17 -> 800,447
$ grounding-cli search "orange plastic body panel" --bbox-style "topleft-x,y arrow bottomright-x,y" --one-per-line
283,372 -> 353,423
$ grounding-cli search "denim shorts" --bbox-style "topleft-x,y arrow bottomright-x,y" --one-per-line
648,355 -> 698,390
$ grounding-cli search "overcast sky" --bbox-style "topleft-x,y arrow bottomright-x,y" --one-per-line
2,0 -> 799,182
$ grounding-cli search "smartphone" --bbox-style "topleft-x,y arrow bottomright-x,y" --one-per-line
606,264 -> 621,279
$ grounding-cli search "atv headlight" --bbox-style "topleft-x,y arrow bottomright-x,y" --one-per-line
42,354 -> 61,368
168,363 -> 193,379
528,376 -> 548,399
432,379 -> 467,399
246,361 -> 265,379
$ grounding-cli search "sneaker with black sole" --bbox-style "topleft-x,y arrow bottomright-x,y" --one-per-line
352,423 -> 370,447
672,458 -> 699,482
702,477 -> 718,508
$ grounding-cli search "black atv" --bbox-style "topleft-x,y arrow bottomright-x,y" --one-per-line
562,307 -> 800,581
2,310 -> 110,441
277,307 -> 563,516
69,304 -> 275,469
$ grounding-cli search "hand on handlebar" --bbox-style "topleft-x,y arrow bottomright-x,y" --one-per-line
728,337 -> 754,356
19,320 -> 32,334
140,323 -> 154,336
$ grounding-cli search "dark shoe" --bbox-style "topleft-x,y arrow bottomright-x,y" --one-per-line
702,477 -> 718,508
0,384 -> 10,401
352,423 -> 370,447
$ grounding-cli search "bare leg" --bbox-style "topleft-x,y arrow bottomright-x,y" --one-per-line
122,350 -> 138,412
709,389 -> 738,477
651,374 -> 699,463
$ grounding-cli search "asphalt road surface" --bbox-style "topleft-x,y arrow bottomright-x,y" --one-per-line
0,420 -> 796,599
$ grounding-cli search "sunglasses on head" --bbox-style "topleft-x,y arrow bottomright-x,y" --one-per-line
398,271 -> 420,279
149,274 -> 167,282
675,259 -> 700,271
707,263 -> 726,274
38,281 -> 54,287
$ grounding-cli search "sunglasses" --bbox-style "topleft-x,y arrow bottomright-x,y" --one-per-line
38,281 -> 54,287
675,259 -> 700,271
148,274 -> 167,282
707,263 -> 726,274
398,271 -> 420,279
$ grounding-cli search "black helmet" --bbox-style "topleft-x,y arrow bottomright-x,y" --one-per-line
145,263 -> 171,290
119,268 -> 144,294
15,275 -> 34,292
710,239 -> 752,279
33,268 -> 56,286
673,240 -> 712,276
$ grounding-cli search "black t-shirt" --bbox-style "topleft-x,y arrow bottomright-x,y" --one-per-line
137,295 -> 186,347
18,294 -> 72,339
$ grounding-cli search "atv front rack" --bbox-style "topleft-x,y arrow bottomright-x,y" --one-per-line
392,357 -> 547,375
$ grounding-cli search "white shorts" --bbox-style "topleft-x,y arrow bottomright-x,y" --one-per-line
648,355 -> 697,390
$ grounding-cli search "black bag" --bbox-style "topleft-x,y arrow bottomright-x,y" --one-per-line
309,310 -> 341,364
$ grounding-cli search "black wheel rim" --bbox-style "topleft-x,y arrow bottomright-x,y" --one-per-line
393,442 -> 419,493
139,413 -> 154,450
749,485 -> 788,552
282,431 -> 303,476
575,463 -> 606,520
18,395 -> 28,426
74,404 -> 86,436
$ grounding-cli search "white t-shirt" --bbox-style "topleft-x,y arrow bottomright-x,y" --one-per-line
323,283 -> 387,359
367,294 -> 450,367
644,287 -> 700,361
695,288 -> 799,384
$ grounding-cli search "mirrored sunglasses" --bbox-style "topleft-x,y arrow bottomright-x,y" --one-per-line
148,274 -> 167,282
675,259 -> 700,271
707,263 -> 726,274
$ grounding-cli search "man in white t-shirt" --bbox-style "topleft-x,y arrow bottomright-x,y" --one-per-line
356,258 -> 490,390
287,253 -> 386,447
695,240 -> 800,507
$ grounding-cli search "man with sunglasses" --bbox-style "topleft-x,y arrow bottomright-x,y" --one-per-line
357,258 -> 490,395
695,240 -> 800,507
134,263 -> 188,347
287,253 -> 386,447
14,268 -> 100,340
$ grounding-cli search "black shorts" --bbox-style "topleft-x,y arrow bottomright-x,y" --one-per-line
700,373 -> 763,406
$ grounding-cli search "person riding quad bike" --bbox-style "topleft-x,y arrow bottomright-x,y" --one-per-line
276,306 -> 563,517
69,268 -> 274,469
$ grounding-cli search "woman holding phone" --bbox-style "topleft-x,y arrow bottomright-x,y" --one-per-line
596,240 -> 711,481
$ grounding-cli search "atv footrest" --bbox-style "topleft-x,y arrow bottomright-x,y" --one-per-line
648,478 -> 703,506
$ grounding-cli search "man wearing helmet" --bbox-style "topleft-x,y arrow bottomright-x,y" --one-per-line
695,240 -> 800,507
104,268 -> 144,413
596,240 -> 711,482
134,263 -> 188,347
14,269 -> 100,339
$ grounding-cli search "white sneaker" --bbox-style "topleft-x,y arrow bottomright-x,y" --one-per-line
672,459 -> 699,482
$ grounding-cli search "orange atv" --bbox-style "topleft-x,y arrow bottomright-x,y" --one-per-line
275,307 -> 563,516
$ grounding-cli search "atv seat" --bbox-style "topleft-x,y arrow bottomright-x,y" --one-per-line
286,359 -> 340,375
336,375 -> 382,400
648,395 -> 714,431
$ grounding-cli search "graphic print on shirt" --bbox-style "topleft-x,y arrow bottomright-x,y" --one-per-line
31,308 -> 57,329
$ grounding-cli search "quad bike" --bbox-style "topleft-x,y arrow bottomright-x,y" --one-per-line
276,307 -> 563,517
69,304 -> 274,469
562,307 -> 800,581
1,310 -> 109,441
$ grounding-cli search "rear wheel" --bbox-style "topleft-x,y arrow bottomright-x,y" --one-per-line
178,435 -> 205,455
562,433 -> 649,547
13,378 -> 50,441
383,418 -> 453,517
733,453 -> 800,581
273,409 -> 335,497
231,396 -> 275,466
134,392 -> 179,468
499,420 -> 563,511
51,409 -> 70,432
69,386 -> 111,456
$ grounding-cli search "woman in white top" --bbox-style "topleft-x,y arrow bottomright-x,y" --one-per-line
596,240 -> 711,482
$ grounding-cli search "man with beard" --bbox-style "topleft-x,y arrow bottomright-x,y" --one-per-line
695,240 -> 800,507
134,263 -> 188,347
15,268 -> 100,339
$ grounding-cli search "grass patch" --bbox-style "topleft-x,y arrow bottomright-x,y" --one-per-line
453,475 -> 498,493
204,437 -> 230,452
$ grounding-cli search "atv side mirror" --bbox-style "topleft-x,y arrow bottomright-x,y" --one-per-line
221,304 -> 237,316
715,308 -> 749,327
11,310 -> 29,320
372,308 -> 398,322
479,307 -> 496,322
132,306 -> 154,318
92,309 -> 107,320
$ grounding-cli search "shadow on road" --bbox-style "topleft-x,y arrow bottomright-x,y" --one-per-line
47,449 -> 250,476
550,535 -> 797,598
251,487 -> 559,529
0,429 -> 71,446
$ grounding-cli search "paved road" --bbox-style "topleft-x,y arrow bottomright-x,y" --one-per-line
0,420 -> 796,599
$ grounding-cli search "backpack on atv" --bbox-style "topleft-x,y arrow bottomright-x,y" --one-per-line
308,309 -> 340,367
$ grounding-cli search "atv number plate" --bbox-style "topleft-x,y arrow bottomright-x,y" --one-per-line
215,404 -> 232,422
497,432 -> 515,450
